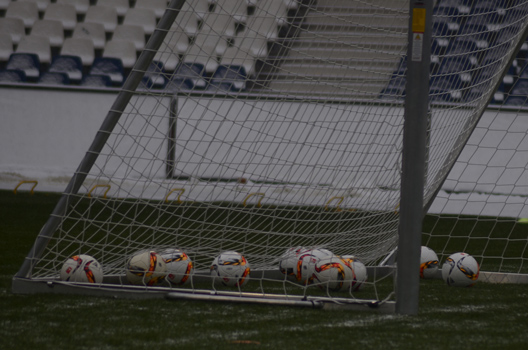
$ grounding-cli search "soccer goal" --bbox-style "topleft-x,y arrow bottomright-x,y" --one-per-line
12,0 -> 528,314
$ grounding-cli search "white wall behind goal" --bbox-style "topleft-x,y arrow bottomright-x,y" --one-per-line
0,87 -> 527,217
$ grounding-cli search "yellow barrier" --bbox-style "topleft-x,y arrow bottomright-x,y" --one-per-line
13,180 -> 38,195
165,188 -> 185,204
87,184 -> 111,198
324,196 -> 344,211
243,192 -> 265,208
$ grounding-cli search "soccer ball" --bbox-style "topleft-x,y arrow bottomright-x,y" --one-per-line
340,255 -> 368,291
442,252 -> 480,287
278,246 -> 308,281
311,255 -> 353,291
126,250 -> 167,286
60,254 -> 103,283
294,248 -> 335,285
420,246 -> 439,279
211,251 -> 251,287
160,248 -> 194,286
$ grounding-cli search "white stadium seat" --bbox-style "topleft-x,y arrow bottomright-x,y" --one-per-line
0,33 -> 14,63
135,0 -> 167,19
57,0 -> 89,15
17,34 -> 52,64
18,0 -> 51,13
0,18 -> 25,45
72,22 -> 106,50
6,1 -> 39,29
104,0 -> 130,17
85,6 -> 118,33
103,39 -> 137,69
113,24 -> 146,52
43,3 -> 77,31
123,8 -> 157,36
31,19 -> 64,48
61,37 -> 95,66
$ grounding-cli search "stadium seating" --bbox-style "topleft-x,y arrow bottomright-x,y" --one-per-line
72,22 -> 106,51
38,71 -> 70,85
16,35 -> 51,65
6,53 -> 40,81
31,19 -> 64,48
0,68 -> 25,82
0,32 -> 13,65
57,0 -> 89,16
0,0 -> 523,105
43,3 -> 76,31
102,40 -> 137,69
141,61 -> 167,89
135,0 -> 167,19
48,55 -> 83,83
89,57 -> 125,86
60,37 -> 95,66
84,6 -> 118,34
5,1 -> 38,29
0,17 -> 24,45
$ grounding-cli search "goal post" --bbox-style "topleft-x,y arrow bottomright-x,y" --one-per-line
11,0 -> 528,314
396,0 -> 433,315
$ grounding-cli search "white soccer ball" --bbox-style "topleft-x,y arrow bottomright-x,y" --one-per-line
278,246 -> 308,281
340,255 -> 368,291
60,254 -> 103,283
294,248 -> 335,285
160,248 -> 194,286
211,251 -> 251,287
420,246 -> 439,279
442,252 -> 480,287
312,255 -> 353,291
126,250 -> 167,286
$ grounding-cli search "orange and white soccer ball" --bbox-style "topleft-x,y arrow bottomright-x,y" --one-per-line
60,254 -> 103,284
340,255 -> 368,291
420,246 -> 439,279
160,248 -> 193,286
126,250 -> 167,286
442,252 -> 480,287
211,251 -> 251,287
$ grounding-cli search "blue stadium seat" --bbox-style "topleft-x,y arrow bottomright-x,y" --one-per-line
432,22 -> 451,49
48,55 -> 83,83
211,65 -> 248,92
457,23 -> 491,49
80,74 -> 113,87
5,53 -> 41,81
141,61 -> 167,89
89,57 -> 125,86
167,63 -> 207,91
437,57 -> 474,83
430,75 -> 463,102
38,71 -> 70,85
433,4 -> 461,30
0,69 -> 26,83
380,77 -> 406,100
446,38 -> 480,66
504,78 -> 528,105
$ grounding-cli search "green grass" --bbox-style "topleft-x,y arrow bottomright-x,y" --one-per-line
2,191 -> 528,349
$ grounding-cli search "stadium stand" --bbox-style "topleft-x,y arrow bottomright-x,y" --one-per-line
5,1 -> 38,29
0,0 -> 526,105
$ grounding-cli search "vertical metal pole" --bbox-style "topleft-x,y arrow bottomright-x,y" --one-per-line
14,0 -> 187,280
395,0 -> 432,315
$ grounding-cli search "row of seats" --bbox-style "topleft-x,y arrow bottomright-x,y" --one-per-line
0,0 -> 303,91
382,1 -> 528,105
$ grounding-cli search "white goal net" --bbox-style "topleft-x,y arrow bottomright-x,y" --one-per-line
13,0 -> 528,309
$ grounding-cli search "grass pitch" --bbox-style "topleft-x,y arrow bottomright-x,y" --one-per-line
1,190 -> 528,349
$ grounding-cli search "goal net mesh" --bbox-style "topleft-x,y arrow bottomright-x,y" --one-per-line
18,0 -> 528,303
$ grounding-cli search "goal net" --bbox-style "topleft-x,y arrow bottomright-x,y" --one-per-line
12,0 -> 528,310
